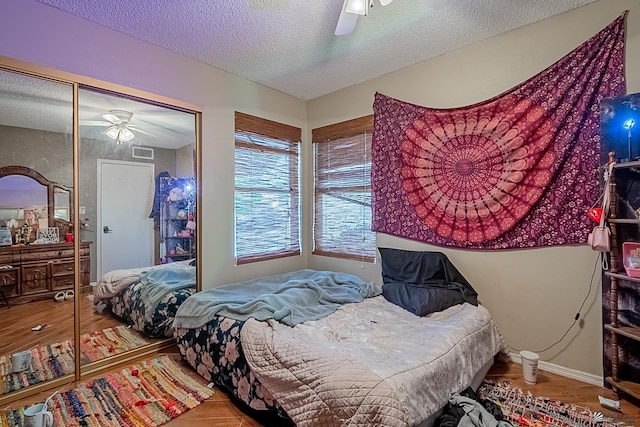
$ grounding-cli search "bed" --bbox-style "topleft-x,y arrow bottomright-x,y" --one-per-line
173,252 -> 505,427
92,259 -> 196,338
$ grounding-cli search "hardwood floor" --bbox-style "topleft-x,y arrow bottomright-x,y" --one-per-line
0,293 -> 132,357
2,298 -> 640,426
484,360 -> 640,426
0,292 -> 175,356
4,352 -> 640,426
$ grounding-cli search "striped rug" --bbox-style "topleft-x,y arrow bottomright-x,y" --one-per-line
79,325 -> 150,364
1,325 -> 150,395
478,380 -> 633,427
1,356 -> 214,427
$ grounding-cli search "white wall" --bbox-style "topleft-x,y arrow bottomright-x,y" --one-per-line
308,0 -> 640,377
0,0 -> 309,287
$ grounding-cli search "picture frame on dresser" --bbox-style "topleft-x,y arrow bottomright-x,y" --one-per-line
0,229 -> 11,246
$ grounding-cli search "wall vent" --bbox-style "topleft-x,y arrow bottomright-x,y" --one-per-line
132,146 -> 154,160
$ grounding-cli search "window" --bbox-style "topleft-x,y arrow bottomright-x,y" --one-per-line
234,112 -> 301,264
313,115 -> 375,262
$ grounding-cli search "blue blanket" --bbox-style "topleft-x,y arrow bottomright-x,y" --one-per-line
173,269 -> 381,328
139,266 -> 196,318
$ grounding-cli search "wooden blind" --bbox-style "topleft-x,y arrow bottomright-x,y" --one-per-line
235,111 -> 302,142
234,112 -> 301,264
312,115 -> 375,262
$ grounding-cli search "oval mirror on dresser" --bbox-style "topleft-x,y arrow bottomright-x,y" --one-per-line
0,56 -> 202,406
0,69 -> 76,405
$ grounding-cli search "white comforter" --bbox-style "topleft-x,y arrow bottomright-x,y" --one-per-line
93,259 -> 194,302
241,296 -> 505,427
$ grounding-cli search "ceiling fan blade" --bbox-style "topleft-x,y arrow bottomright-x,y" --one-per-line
423,0 -> 449,9
79,120 -> 111,126
101,113 -> 120,123
128,126 -> 157,137
379,0 -> 394,6
335,0 -> 359,36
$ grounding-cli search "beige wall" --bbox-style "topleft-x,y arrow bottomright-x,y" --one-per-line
308,0 -> 640,377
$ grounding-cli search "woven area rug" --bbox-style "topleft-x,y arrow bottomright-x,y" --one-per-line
0,340 -> 75,395
1,325 -> 150,395
478,380 -> 631,427
1,355 -> 214,427
79,325 -> 150,364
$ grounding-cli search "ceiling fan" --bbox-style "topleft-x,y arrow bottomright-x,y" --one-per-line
335,0 -> 449,36
81,109 -> 155,144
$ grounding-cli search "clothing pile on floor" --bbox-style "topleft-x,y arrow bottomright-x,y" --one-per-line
436,386 -> 510,427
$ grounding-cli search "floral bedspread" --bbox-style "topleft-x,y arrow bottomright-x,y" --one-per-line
107,281 -> 195,338
174,316 -> 290,421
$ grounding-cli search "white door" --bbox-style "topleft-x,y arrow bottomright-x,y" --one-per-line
97,160 -> 154,277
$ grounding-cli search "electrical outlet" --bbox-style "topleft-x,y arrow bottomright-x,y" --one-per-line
79,206 -> 86,214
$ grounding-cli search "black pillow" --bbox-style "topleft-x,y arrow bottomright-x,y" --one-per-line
382,282 -> 467,316
378,247 -> 478,316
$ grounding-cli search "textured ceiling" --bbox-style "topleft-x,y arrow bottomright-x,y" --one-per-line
34,0 -> 598,101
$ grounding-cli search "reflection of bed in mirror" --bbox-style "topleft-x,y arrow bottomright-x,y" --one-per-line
92,259 -> 196,338
77,86 -> 199,374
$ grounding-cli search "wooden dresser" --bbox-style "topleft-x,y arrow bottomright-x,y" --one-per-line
0,242 -> 90,304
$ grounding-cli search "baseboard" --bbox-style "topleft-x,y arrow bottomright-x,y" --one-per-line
509,352 -> 603,387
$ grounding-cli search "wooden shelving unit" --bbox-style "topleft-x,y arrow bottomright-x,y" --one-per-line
603,159 -> 640,402
158,175 -> 196,263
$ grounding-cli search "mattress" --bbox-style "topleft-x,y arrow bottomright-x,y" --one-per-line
94,259 -> 196,338
108,281 -> 195,338
175,295 -> 505,426
174,316 -> 289,419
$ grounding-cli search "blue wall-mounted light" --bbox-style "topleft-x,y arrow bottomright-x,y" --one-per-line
624,118 -> 636,161
623,118 -> 636,131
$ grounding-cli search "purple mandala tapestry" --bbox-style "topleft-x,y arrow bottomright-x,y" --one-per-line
371,14 -> 627,250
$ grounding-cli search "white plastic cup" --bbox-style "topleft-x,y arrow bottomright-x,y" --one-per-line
520,350 -> 540,384
24,403 -> 53,427
11,350 -> 31,373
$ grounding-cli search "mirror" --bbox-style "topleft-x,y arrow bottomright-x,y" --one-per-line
78,87 -> 198,374
0,59 -> 200,405
0,166 -> 73,238
54,187 -> 71,221
0,68 -> 75,403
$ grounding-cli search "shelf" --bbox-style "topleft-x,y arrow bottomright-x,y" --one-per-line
609,218 -> 640,224
165,236 -> 192,239
604,324 -> 640,341
167,254 -> 192,259
604,271 -> 640,283
614,160 -> 640,169
606,377 -> 640,401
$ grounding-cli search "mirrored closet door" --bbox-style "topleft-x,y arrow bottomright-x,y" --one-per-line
78,87 -> 198,374
0,56 -> 201,404
0,68 -> 76,403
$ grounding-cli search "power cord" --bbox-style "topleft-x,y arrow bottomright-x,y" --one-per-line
507,252 -> 601,354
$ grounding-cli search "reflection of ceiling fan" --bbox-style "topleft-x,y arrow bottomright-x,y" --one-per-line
335,0 -> 449,36
82,109 -> 155,144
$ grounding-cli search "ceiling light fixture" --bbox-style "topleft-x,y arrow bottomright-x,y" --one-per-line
102,109 -> 136,144
336,0 -> 450,36
345,0 -> 368,15
105,124 -> 135,144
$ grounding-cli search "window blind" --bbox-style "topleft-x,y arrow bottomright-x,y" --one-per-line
313,115 -> 375,262
234,112 -> 301,264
